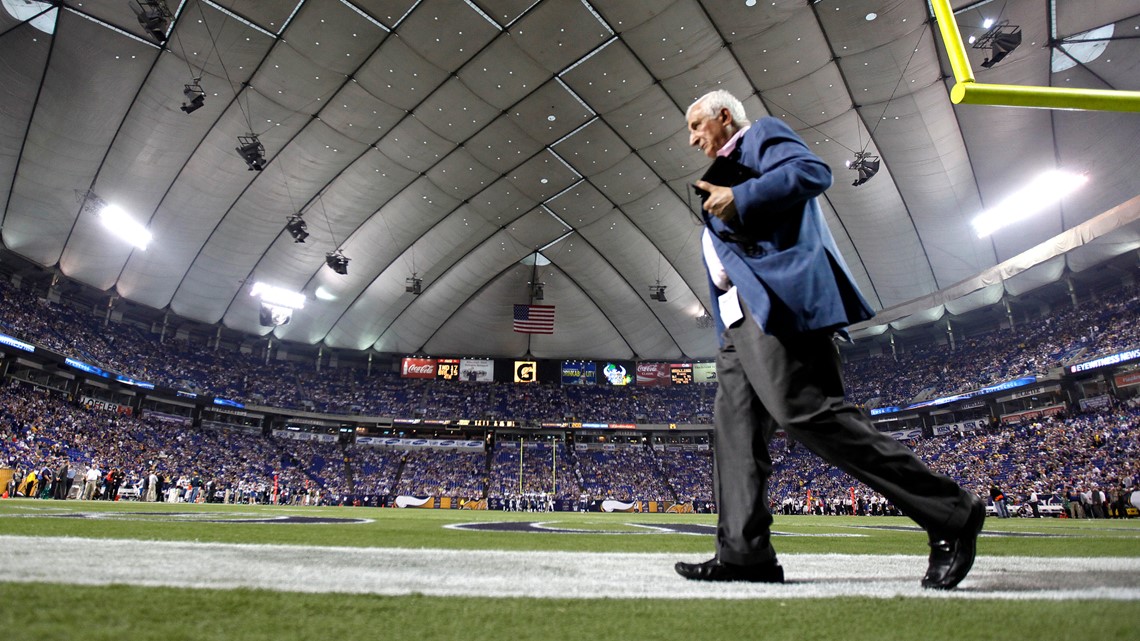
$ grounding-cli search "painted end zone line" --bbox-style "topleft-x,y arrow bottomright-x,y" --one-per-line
1,536 -> 1138,601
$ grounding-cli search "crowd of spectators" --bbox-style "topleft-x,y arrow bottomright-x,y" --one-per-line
3,379 -> 1138,516
3,272 -> 1140,515
842,284 -> 1140,407
6,275 -> 1138,421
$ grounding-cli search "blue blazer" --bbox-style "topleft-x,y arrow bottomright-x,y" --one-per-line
704,117 -> 874,341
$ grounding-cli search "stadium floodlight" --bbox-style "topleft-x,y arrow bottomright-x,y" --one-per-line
132,0 -> 171,43
974,20 -> 1022,69
971,170 -> 1088,237
846,151 -> 881,186
99,203 -> 152,250
285,214 -> 309,243
325,250 -> 350,275
250,281 -> 305,309
406,274 -> 422,294
649,283 -> 668,302
236,134 -> 267,171
181,82 -> 205,114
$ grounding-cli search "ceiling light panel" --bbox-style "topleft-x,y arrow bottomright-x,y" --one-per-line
507,79 -> 594,147
424,146 -> 498,202
504,206 -> 577,251
3,12 -> 154,266
588,1 -> 667,33
1055,0 -> 1136,37
205,0 -> 299,33
590,153 -> 659,207
251,43 -> 346,113
765,63 -> 852,129
468,0 -> 531,26
505,150 -> 580,202
732,8 -> 831,90
560,41 -> 655,115
414,76 -> 500,143
550,118 -> 629,177
633,129 -> 696,186
318,81 -> 405,144
598,85 -> 683,151
277,0 -> 385,73
507,0 -> 611,74
466,177 -> 540,226
535,234 -> 675,359
374,115 -> 455,173
814,0 -> 927,56
838,31 -> 940,107
617,1 -> 723,80
699,0 -> 802,38
464,116 -> 544,175
544,181 -> 616,228
659,47 -> 755,113
380,176 -> 462,235
455,34 -> 553,110
167,4 -> 274,82
354,36 -> 449,111
346,0 -> 418,30
395,0 -> 498,71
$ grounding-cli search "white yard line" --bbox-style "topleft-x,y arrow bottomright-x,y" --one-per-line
1,535 -> 1138,601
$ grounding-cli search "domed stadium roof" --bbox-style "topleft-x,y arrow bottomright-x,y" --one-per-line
1,0 -> 1138,360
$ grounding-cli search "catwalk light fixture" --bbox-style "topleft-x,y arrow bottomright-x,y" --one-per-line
971,170 -> 1088,237
405,274 -> 422,294
531,282 -> 545,301
974,20 -> 1022,69
325,249 -> 350,275
846,151 -> 881,187
649,282 -> 668,302
236,134 -> 267,171
132,0 -> 171,43
285,214 -> 309,243
181,81 -> 205,114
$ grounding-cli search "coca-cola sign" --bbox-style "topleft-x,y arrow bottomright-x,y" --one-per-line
635,362 -> 671,386
401,357 -> 438,378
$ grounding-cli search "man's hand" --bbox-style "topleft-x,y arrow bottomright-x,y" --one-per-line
694,180 -> 737,222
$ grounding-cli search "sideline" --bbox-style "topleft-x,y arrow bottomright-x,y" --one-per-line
2,535 -> 1138,600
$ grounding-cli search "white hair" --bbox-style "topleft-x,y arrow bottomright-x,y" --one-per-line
687,90 -> 751,128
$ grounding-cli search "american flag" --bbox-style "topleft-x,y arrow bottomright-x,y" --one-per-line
513,304 -> 555,334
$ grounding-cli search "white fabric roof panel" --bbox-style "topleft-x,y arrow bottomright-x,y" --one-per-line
2,0 -> 1138,361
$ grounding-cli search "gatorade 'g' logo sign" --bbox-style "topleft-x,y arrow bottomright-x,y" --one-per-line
514,361 -> 537,383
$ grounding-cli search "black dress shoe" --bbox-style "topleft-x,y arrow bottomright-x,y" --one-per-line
922,496 -> 986,590
675,557 -> 785,583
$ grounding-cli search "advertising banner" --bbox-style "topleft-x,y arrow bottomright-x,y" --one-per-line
513,360 -> 538,383
459,359 -> 494,382
1115,371 -> 1140,388
561,360 -> 596,385
635,362 -> 671,386
354,437 -> 483,450
600,362 -> 633,386
401,357 -> 437,379
693,362 -> 717,383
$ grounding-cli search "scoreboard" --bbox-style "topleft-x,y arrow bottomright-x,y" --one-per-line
670,364 -> 693,385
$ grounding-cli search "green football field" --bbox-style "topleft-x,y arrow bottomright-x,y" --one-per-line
2,499 -> 1138,641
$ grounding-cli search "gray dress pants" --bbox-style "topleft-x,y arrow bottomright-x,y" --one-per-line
712,304 -> 974,565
